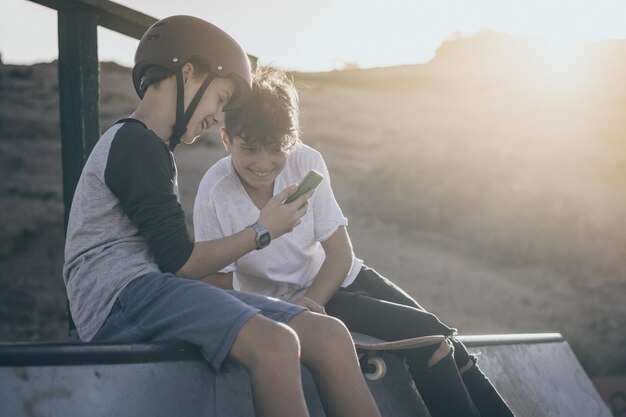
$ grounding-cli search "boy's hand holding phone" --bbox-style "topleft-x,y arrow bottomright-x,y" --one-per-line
257,186 -> 311,239
256,170 -> 324,241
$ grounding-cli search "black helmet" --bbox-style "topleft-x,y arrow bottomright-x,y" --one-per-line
133,15 -> 252,111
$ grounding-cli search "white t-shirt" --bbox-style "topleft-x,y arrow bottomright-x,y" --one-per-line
194,143 -> 362,301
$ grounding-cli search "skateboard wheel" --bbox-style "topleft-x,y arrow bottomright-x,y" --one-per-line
364,357 -> 386,381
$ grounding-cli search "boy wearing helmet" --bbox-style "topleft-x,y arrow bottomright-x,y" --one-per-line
194,65 -> 516,417
63,16 -> 380,417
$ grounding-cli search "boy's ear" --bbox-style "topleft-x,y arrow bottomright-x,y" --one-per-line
181,62 -> 194,84
221,128 -> 232,154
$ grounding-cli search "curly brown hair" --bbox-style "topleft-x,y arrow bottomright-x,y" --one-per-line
224,65 -> 301,152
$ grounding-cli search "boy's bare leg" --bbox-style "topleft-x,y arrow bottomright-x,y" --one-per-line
229,314 -> 311,417
288,312 -> 382,417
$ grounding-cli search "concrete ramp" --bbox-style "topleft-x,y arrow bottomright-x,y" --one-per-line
461,334 -> 613,417
0,333 -> 612,417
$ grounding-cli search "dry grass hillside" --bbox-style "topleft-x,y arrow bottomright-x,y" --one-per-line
0,31 -> 624,377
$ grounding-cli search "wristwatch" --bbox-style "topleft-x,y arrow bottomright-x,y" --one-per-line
248,222 -> 271,250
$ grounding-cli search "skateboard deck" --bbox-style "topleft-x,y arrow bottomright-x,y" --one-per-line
352,333 -> 445,382
353,333 -> 445,352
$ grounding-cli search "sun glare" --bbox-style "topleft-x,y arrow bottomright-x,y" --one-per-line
529,39 -> 587,91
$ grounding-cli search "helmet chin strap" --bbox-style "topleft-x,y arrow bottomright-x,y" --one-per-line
168,68 -> 216,151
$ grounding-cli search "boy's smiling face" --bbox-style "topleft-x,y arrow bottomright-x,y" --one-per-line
222,130 -> 287,192
181,75 -> 235,145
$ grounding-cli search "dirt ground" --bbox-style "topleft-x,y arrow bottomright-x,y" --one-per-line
1,32 -> 625,380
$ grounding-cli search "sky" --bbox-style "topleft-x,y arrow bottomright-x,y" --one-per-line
2,0 -> 626,71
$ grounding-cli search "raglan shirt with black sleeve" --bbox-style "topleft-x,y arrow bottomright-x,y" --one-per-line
63,120 -> 194,342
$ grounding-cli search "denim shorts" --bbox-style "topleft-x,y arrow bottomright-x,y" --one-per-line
92,272 -> 306,370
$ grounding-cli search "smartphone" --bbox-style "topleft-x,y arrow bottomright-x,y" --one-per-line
284,170 -> 324,204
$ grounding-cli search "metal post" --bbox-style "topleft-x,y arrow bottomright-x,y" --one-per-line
57,6 -> 101,228
57,6 -> 101,335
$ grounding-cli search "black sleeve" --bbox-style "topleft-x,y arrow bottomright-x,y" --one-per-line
104,124 -> 194,273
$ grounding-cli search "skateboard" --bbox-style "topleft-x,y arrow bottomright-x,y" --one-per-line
353,332 -> 445,381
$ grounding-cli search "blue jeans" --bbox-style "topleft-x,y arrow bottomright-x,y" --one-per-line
326,265 -> 471,368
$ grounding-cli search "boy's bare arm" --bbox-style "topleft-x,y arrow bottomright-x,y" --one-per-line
178,186 -> 314,279
298,226 -> 353,309
178,230 -> 256,279
201,272 -> 234,289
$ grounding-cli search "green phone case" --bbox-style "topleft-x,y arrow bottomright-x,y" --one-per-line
285,170 -> 324,203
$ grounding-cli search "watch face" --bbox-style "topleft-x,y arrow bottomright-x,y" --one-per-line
250,223 -> 271,250
259,232 -> 271,248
